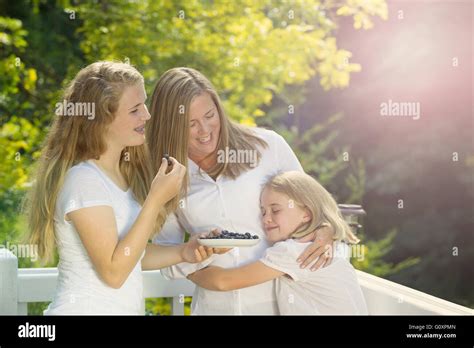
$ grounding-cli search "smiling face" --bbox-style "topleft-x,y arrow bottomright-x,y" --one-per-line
105,83 -> 150,149
187,92 -> 221,162
260,187 -> 312,244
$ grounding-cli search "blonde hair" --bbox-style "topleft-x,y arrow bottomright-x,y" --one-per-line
264,171 -> 360,244
24,61 -> 153,264
147,67 -> 268,212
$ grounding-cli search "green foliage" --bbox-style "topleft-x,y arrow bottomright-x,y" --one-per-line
145,296 -> 192,316
145,298 -> 172,316
0,117 -> 41,191
0,16 -> 36,123
345,158 -> 365,204
336,0 -> 388,29
351,229 -> 419,277
0,16 -> 43,268
273,114 -> 350,188
68,0 -> 386,123
27,302 -> 50,316
0,117 -> 41,264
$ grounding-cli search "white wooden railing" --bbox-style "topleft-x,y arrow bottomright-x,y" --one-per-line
0,249 -> 472,315
0,249 -> 193,315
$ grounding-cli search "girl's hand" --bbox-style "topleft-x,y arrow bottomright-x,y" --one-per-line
297,225 -> 335,271
149,156 -> 186,205
180,234 -> 214,263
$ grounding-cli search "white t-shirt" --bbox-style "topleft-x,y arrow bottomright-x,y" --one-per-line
154,127 -> 304,314
44,160 -> 144,315
260,240 -> 368,315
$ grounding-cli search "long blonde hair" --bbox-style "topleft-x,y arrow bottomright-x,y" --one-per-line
24,61 -> 152,264
264,171 -> 360,244
147,67 -> 268,212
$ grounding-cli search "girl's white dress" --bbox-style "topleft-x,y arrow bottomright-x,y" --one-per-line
261,241 -> 368,315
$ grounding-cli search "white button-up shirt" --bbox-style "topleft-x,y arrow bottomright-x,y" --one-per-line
153,127 -> 303,314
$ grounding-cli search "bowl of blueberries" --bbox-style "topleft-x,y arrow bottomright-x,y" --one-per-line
198,230 -> 260,248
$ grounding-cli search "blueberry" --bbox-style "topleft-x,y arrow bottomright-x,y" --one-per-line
163,153 -> 172,166
216,230 -> 260,239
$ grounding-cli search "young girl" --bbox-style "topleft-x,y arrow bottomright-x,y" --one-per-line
24,61 -> 213,315
188,171 -> 368,315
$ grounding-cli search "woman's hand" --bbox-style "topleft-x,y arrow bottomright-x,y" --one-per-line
297,225 -> 335,271
180,229 -> 233,264
180,234 -> 214,263
206,228 -> 233,255
149,156 -> 186,206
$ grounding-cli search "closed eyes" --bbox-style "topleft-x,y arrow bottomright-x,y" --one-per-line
261,209 -> 281,216
190,113 -> 215,127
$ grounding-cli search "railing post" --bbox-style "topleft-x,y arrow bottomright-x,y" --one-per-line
171,295 -> 185,315
338,204 -> 366,234
0,249 -> 19,314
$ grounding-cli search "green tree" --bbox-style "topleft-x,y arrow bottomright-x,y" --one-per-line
70,0 -> 387,123
0,16 -> 41,259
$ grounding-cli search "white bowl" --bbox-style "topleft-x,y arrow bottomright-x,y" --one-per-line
198,238 -> 260,248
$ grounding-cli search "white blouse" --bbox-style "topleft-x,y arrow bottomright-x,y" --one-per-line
153,127 -> 303,314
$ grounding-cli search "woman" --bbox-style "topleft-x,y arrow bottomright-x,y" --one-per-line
147,67 -> 336,314
25,61 -> 213,315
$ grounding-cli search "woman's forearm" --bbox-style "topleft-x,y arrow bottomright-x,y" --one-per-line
141,243 -> 185,270
108,194 -> 167,285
